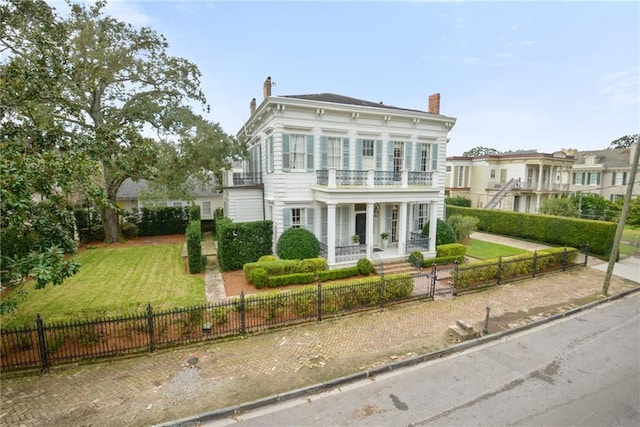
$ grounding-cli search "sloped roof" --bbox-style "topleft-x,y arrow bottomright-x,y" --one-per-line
116,178 -> 220,200
282,93 -> 427,114
574,147 -> 632,168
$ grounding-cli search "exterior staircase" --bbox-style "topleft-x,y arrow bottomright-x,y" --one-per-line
486,178 -> 520,209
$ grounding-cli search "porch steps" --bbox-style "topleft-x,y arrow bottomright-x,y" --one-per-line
378,260 -> 419,276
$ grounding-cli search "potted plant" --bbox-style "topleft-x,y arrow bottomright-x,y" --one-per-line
380,232 -> 389,248
352,234 -> 360,244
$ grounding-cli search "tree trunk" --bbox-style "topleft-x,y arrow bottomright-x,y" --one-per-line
101,190 -> 123,243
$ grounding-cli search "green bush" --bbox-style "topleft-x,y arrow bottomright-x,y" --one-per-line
447,215 -> 479,242
243,258 -> 328,283
436,243 -> 467,258
217,219 -> 273,272
251,268 -> 268,289
422,218 -> 457,246
318,266 -> 359,281
125,207 -> 190,237
276,228 -> 320,260
422,255 -> 465,266
211,307 -> 228,325
258,255 -> 278,262
445,196 -> 472,207
267,272 -> 315,287
189,204 -> 201,221
409,251 -> 424,268
186,220 -> 202,274
120,222 -> 139,239
357,258 -> 374,275
446,206 -> 615,257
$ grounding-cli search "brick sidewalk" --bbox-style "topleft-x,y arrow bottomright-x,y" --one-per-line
1,267 -> 637,427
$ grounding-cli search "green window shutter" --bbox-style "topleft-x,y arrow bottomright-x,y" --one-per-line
597,172 -> 601,185
342,139 -> 350,169
306,208 -> 314,232
356,139 -> 363,170
282,133 -> 290,171
320,136 -> 328,169
375,140 -> 383,170
283,209 -> 291,231
340,207 -> 350,245
404,141 -> 412,171
268,136 -> 274,172
623,172 -> 627,185
412,204 -> 419,232
431,144 -> 438,171
306,135 -> 314,172
386,205 -> 393,240
415,143 -> 422,171
611,172 -> 616,186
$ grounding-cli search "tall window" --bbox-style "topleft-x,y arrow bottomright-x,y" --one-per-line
417,204 -> 429,231
420,145 -> 430,172
456,166 -> 465,187
393,141 -> 404,174
173,202 -> 182,208
588,172 -> 600,185
328,137 -> 341,168
290,134 -> 306,170
202,201 -> 212,217
362,139 -> 374,169
291,208 -> 302,228
612,172 -> 627,186
573,172 -> 585,185
490,169 -> 496,179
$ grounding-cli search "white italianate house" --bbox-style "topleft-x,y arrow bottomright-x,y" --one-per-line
224,77 -> 457,268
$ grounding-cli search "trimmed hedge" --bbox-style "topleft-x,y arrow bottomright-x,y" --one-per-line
422,255 -> 465,267
276,228 -> 321,260
267,272 -> 315,288
409,251 -> 423,268
357,258 -> 374,275
217,219 -> 273,272
317,266 -> 360,281
243,258 -> 328,283
446,206 -> 615,257
452,247 -> 579,288
436,243 -> 466,258
186,220 -> 202,274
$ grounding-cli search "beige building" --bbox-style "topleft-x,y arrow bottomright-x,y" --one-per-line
446,151 -> 575,213
570,144 -> 639,202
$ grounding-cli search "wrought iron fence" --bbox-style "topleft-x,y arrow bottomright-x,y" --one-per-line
1,274 -> 431,373
1,246 -> 589,373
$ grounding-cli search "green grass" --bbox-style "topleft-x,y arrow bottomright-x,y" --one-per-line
620,226 -> 640,256
465,239 -> 529,260
1,244 -> 206,328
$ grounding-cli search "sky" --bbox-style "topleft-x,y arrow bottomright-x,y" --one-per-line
47,0 -> 639,156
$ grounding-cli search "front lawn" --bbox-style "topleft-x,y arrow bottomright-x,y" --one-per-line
465,239 -> 529,260
1,244 -> 206,328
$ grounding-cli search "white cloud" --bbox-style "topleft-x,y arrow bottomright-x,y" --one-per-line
508,23 -> 518,31
600,67 -> 640,107
493,52 -> 516,59
103,1 -> 153,27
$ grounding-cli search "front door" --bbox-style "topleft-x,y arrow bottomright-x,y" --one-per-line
355,213 -> 366,245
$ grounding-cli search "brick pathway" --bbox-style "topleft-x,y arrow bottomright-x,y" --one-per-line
1,264 -> 637,427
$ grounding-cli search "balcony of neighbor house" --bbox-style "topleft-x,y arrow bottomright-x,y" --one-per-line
222,170 -> 263,188
518,180 -> 570,192
316,169 -> 435,190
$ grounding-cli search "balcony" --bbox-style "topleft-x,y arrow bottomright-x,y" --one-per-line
222,171 -> 262,187
317,169 -> 434,189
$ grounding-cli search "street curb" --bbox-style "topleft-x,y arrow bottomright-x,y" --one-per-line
157,286 -> 640,427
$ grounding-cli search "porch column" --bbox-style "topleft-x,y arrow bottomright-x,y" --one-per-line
429,202 -> 438,252
366,202 -> 374,258
535,194 -> 542,213
537,163 -> 543,191
327,203 -> 336,266
398,202 -> 407,255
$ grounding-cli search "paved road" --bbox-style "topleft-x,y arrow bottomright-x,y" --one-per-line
204,293 -> 640,427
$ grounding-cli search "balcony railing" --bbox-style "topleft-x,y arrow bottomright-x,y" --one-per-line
406,232 -> 430,253
317,169 -> 434,189
223,171 -> 262,187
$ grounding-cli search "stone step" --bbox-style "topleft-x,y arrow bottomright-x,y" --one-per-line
456,319 -> 475,333
448,320 -> 480,343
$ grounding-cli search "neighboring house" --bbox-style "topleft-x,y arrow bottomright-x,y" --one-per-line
445,151 -> 575,213
225,77 -> 457,267
116,178 -> 223,220
570,144 -> 640,202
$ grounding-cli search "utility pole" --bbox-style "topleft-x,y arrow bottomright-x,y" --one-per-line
602,142 -> 640,296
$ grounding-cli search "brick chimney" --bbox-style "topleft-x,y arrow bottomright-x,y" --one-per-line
263,76 -> 272,99
428,93 -> 441,114
250,98 -> 256,116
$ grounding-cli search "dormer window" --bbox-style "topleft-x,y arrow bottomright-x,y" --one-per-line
585,155 -> 596,166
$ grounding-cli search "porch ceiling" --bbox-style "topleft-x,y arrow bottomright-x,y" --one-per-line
311,186 -> 441,204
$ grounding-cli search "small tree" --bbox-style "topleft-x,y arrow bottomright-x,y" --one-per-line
445,196 -> 472,207
277,228 -> 320,260
539,198 -> 580,218
447,215 -> 479,242
422,219 -> 457,246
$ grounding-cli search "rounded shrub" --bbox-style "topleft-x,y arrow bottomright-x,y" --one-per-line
276,228 -> 320,260
422,218 -> 457,246
121,222 -> 139,239
258,255 -> 277,262
357,258 -> 373,275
